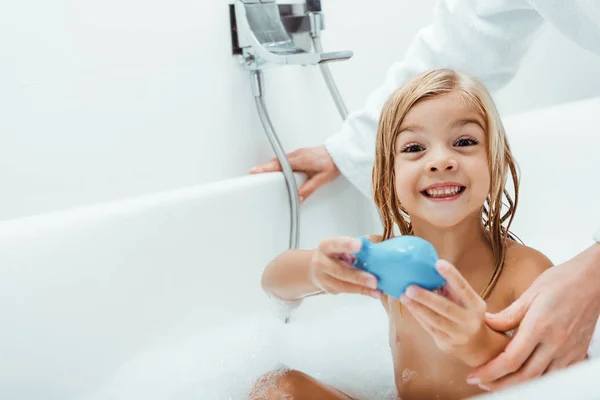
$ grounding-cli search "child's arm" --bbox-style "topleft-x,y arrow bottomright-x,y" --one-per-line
261,249 -> 321,301
402,249 -> 553,368
468,248 -> 554,367
458,318 -> 511,368
261,236 -> 382,302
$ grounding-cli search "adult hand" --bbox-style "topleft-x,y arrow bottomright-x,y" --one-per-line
467,243 -> 600,391
249,145 -> 340,203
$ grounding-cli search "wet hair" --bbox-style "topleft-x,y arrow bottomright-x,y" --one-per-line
372,68 -> 520,299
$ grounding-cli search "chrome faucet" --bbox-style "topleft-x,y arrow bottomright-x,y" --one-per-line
232,0 -> 352,70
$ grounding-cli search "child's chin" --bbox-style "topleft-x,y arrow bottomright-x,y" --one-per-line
423,216 -> 466,229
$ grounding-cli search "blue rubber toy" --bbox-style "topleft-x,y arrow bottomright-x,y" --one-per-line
352,235 -> 446,299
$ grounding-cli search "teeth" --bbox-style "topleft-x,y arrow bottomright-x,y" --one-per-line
425,186 -> 463,198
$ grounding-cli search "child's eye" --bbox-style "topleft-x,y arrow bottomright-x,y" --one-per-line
454,137 -> 478,147
401,143 -> 424,153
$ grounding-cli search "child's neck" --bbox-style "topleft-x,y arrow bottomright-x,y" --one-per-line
411,215 -> 491,269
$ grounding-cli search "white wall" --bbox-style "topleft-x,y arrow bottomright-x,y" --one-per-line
1,0 -> 600,221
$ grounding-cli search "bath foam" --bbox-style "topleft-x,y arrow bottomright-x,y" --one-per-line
85,312 -> 285,400
590,317 -> 600,358
84,301 -> 600,399
275,295 -> 398,399
85,296 -> 398,400
84,301 -> 599,399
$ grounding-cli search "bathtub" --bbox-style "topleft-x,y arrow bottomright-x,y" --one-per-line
0,97 -> 599,399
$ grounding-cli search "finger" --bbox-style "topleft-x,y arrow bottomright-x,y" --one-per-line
485,344 -> 555,390
404,299 -> 452,341
315,251 -> 377,288
484,292 -> 534,332
542,344 -> 582,374
323,257 -> 378,289
298,173 -> 330,202
544,355 -> 570,375
334,252 -> 356,266
569,352 -> 590,366
322,277 -> 382,299
438,284 -> 460,305
318,237 -> 362,255
560,347 -> 590,369
436,260 -> 481,309
404,285 -> 465,324
249,158 -> 281,174
468,318 -> 540,384
401,295 -> 460,337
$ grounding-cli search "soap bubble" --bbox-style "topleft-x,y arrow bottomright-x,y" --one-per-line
401,369 -> 419,384
248,366 -> 293,400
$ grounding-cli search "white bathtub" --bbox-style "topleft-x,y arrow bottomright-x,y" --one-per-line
1,97 -> 599,399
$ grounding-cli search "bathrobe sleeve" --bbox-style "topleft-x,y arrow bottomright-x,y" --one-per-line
324,0 -> 545,199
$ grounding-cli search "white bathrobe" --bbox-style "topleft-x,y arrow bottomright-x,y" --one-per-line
324,0 -> 600,243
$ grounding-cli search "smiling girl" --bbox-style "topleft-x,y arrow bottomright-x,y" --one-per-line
251,69 -> 553,400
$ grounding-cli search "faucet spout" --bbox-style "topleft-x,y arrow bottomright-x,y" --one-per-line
233,0 -> 352,69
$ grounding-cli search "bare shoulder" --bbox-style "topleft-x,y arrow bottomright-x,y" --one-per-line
503,240 -> 554,300
504,240 -> 554,274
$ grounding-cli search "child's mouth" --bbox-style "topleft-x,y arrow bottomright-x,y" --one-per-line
421,185 -> 466,201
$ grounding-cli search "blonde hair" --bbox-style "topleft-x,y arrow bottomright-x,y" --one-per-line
372,68 -> 520,299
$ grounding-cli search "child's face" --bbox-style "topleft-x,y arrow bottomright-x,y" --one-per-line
394,92 -> 490,229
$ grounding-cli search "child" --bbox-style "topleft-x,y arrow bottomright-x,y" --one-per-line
251,69 -> 553,400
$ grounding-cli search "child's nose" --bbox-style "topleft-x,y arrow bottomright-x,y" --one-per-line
427,156 -> 458,172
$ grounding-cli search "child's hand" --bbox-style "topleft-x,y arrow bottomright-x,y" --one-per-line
310,237 -> 382,299
400,259 -> 488,366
